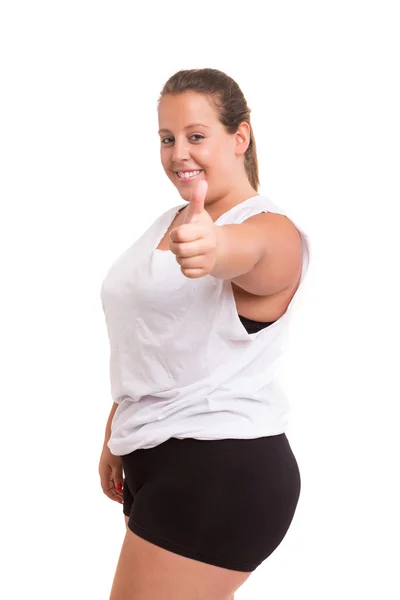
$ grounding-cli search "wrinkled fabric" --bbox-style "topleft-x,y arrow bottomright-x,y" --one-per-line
100,195 -> 311,455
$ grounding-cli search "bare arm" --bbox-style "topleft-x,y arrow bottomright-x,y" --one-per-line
211,213 -> 302,296
99,402 -> 124,503
103,401 -> 119,447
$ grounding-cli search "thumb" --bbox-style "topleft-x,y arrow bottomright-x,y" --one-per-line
112,465 -> 124,491
184,179 -> 208,224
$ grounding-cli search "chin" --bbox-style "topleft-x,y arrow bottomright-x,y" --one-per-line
177,189 -> 191,201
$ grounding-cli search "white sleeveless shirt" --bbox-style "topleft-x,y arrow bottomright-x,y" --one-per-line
100,195 -> 311,455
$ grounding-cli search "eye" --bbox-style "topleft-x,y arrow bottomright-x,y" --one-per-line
161,134 -> 205,145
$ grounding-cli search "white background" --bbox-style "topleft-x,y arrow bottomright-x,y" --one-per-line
1,1 -> 399,598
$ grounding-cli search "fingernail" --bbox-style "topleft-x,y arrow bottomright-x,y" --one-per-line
116,483 -> 122,491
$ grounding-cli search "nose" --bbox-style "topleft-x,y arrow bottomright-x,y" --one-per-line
172,136 -> 190,164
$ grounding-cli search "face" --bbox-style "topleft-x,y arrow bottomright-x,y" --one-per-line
158,92 -> 249,202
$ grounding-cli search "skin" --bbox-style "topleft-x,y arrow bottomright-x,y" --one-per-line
158,91 -> 259,221
158,92 -> 303,297
107,91 -> 302,599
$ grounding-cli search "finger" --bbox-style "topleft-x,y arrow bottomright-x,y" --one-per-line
176,254 -> 206,268
108,478 -> 123,496
181,267 -> 206,279
101,476 -> 124,501
114,480 -> 123,493
103,488 -> 123,503
184,179 -> 208,224
169,230 -> 206,257
112,466 -> 124,489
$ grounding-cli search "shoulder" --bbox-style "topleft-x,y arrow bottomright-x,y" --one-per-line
231,211 -> 303,296
243,211 -> 302,246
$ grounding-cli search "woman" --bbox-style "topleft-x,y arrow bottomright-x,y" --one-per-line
99,68 -> 310,600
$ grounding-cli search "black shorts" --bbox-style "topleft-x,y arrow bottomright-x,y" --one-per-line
121,433 -> 301,572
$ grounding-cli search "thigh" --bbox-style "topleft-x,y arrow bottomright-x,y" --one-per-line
121,433 -> 300,573
109,527 -> 250,600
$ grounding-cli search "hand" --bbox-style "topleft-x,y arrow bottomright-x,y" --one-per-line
98,444 -> 124,505
169,180 -> 219,278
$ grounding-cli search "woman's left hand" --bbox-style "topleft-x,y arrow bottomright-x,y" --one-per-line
169,180 -> 219,279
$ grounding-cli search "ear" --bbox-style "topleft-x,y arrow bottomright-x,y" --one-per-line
234,121 -> 251,157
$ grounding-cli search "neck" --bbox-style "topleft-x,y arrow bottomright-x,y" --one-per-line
205,183 -> 259,222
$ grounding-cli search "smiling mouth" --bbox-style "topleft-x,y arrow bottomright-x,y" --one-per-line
175,170 -> 203,182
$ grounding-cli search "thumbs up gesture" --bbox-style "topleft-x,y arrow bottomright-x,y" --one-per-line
169,180 -> 219,278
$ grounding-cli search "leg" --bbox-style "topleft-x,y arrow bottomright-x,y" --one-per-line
109,526 -> 251,600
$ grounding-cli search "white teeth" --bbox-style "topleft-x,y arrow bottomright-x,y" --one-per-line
177,170 -> 201,179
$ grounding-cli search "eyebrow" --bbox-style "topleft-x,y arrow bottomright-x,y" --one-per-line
158,123 -> 211,134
